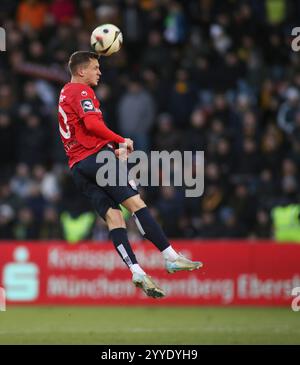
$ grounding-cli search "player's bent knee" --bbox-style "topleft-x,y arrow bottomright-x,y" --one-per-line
105,208 -> 126,230
122,195 -> 146,213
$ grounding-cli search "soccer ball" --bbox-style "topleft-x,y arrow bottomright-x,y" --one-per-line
90,24 -> 123,56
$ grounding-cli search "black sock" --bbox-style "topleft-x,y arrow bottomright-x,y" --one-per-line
109,228 -> 137,268
133,207 -> 170,252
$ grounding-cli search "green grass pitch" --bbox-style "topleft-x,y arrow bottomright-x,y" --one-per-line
0,306 -> 299,344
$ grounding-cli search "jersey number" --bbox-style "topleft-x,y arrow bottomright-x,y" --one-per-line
58,105 -> 71,139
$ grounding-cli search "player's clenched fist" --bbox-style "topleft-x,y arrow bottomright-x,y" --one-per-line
124,138 -> 134,153
115,147 -> 128,161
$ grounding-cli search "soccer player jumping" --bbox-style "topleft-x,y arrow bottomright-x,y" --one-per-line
58,51 -> 203,298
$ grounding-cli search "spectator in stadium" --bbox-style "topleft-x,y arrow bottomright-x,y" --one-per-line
39,206 -> 63,240
17,0 -> 48,31
118,77 -> 156,153
10,163 -> 31,198
197,212 -> 220,239
153,113 -> 180,152
13,207 -> 39,240
252,209 -> 271,239
167,68 -> 198,129
49,0 -> 76,25
219,207 -> 246,238
277,87 -> 300,135
181,108 -> 207,153
16,114 -> 49,166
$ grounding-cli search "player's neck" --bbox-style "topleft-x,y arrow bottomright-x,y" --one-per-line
70,77 -> 89,86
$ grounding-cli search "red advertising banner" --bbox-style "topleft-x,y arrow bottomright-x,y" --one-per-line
0,241 -> 299,306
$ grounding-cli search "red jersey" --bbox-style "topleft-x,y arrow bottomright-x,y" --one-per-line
58,82 -> 124,168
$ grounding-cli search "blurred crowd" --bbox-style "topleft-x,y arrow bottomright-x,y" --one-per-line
1,0 -> 300,242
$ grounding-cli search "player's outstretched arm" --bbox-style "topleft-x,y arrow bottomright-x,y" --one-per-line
84,114 -> 125,143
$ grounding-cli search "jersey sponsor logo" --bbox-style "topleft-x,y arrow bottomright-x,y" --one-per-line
81,90 -> 88,96
81,99 -> 95,112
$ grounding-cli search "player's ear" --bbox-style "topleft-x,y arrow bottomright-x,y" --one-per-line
77,65 -> 86,77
